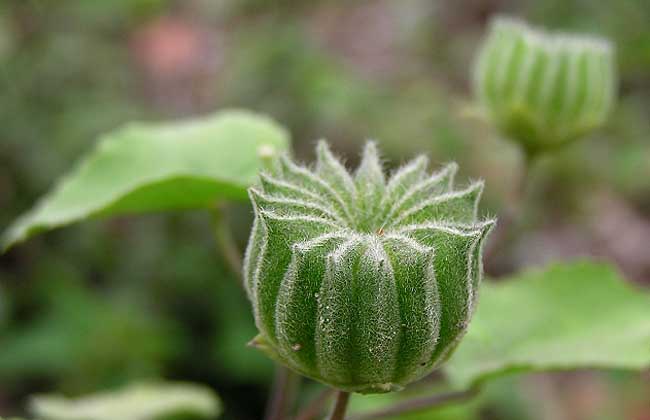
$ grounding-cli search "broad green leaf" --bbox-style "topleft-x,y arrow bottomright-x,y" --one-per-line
2,110 -> 290,251
445,261 -> 650,390
29,382 -> 221,420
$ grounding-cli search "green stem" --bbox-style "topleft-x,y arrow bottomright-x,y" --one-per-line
483,151 -> 540,271
329,391 -> 350,420
210,202 -> 243,282
348,388 -> 478,420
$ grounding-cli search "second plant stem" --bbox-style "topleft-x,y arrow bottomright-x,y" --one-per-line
265,366 -> 300,420
211,202 -> 243,282
329,391 -> 351,420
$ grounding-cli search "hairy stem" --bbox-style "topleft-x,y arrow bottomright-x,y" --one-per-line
295,388 -> 335,420
349,388 -> 478,420
264,366 -> 300,420
329,391 -> 350,420
211,202 -> 243,282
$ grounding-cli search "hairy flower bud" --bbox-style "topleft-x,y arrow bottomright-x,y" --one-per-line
474,16 -> 616,153
244,141 -> 495,393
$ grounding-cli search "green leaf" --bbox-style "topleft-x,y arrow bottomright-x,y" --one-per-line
2,110 -> 290,251
445,261 -> 650,390
29,382 -> 221,420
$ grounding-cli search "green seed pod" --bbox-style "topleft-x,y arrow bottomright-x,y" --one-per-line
244,141 -> 494,393
474,16 -> 616,154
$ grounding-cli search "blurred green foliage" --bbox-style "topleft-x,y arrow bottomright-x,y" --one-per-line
1,1 -> 650,419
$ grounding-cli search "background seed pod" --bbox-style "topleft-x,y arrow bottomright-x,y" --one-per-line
244,141 -> 494,393
474,16 -> 617,154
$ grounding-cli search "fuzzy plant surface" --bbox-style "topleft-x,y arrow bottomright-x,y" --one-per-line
243,141 -> 495,394
474,16 -> 616,154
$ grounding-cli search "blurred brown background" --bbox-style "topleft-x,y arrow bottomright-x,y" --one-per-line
1,1 -> 649,419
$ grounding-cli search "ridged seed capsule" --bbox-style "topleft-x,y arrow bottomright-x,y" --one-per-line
474,17 -> 616,154
244,141 -> 494,393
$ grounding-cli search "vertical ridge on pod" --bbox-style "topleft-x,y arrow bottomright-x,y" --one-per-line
252,211 -> 335,344
244,141 -> 494,393
350,238 -> 400,385
397,225 -> 479,361
243,215 -> 262,298
315,239 -> 364,385
383,235 -> 440,383
275,235 -> 346,375
468,221 -> 497,312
